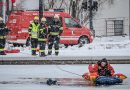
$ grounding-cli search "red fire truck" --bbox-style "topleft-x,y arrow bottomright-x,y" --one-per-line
6,11 -> 93,47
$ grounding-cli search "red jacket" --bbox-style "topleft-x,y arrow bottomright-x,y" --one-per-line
88,64 -> 115,76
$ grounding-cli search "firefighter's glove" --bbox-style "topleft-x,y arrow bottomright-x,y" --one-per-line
54,40 -> 57,44
106,70 -> 112,76
82,75 -> 85,78
29,33 -> 31,38
60,27 -> 63,30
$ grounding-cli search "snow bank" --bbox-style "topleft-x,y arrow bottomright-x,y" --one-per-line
1,36 -> 130,57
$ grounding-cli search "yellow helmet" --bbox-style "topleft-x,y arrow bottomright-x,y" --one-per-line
34,16 -> 39,20
0,17 -> 3,21
41,17 -> 46,22
54,14 -> 59,19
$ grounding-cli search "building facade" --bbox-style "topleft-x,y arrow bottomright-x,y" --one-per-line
0,0 -> 12,22
93,0 -> 129,36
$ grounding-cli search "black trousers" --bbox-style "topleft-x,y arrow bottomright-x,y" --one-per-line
31,38 -> 38,55
39,41 -> 46,56
0,38 -> 6,52
48,35 -> 60,55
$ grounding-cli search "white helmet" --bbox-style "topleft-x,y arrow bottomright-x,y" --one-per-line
54,14 -> 59,19
41,17 -> 46,22
0,17 -> 3,21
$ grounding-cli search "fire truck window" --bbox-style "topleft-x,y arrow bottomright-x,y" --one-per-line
46,17 -> 53,25
65,18 -> 81,28
46,17 -> 62,26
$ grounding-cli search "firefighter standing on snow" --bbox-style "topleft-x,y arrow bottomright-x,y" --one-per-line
48,15 -> 63,56
38,17 -> 48,57
0,17 -> 10,55
29,16 -> 40,56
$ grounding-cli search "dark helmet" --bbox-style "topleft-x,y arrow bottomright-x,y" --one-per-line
97,58 -> 108,66
101,58 -> 107,62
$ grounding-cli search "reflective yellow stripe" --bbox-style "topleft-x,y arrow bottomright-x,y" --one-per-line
29,27 -> 32,29
29,32 -> 31,34
32,23 -> 39,32
0,48 -> 4,51
32,48 -> 36,50
40,29 -> 44,30
39,29 -> 45,33
55,50 -> 59,52
38,38 -> 47,41
48,26 -> 51,29
60,27 -> 63,30
39,50 -> 45,52
50,32 -> 59,35
31,32 -> 38,38
48,49 -> 52,52
0,36 -> 6,39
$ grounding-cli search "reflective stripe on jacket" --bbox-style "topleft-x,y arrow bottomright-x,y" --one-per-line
0,36 -> 6,39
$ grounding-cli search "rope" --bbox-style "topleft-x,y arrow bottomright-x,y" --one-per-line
56,65 -> 82,77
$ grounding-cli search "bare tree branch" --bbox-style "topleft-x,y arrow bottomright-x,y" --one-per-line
59,0 -> 64,9
69,0 -> 73,14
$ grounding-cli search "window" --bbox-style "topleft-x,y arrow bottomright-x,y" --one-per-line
106,20 -> 123,36
45,17 -> 62,26
64,18 -> 81,28
46,17 -> 54,26
114,20 -> 123,35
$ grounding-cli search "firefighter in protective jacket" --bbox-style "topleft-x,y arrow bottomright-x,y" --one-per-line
0,17 -> 10,55
29,16 -> 40,55
48,15 -> 63,56
88,58 -> 115,76
38,17 -> 48,57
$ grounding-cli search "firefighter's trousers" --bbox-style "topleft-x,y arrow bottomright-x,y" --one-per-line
39,41 -> 46,56
48,35 -> 60,55
31,38 -> 38,55
0,38 -> 6,55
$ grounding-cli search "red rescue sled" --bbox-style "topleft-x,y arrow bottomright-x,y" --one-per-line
4,49 -> 20,53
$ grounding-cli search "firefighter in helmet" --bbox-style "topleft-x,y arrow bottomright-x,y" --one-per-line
28,16 -> 40,55
38,17 -> 48,57
88,58 -> 115,76
0,17 -> 10,55
48,15 -> 63,56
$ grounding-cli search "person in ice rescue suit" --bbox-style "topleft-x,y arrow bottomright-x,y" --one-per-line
48,15 -> 63,56
29,16 -> 40,56
38,17 -> 48,57
88,58 -> 115,76
0,17 -> 10,55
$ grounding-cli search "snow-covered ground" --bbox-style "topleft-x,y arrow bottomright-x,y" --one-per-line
60,36 -> 130,56
0,64 -> 130,90
1,36 -> 130,57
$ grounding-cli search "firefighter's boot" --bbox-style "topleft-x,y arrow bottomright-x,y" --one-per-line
0,51 -> 6,55
40,52 -> 45,57
32,50 -> 36,56
55,52 -> 59,56
48,51 -> 52,55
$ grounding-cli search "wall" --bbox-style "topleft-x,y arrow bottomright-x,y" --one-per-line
93,0 -> 129,36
